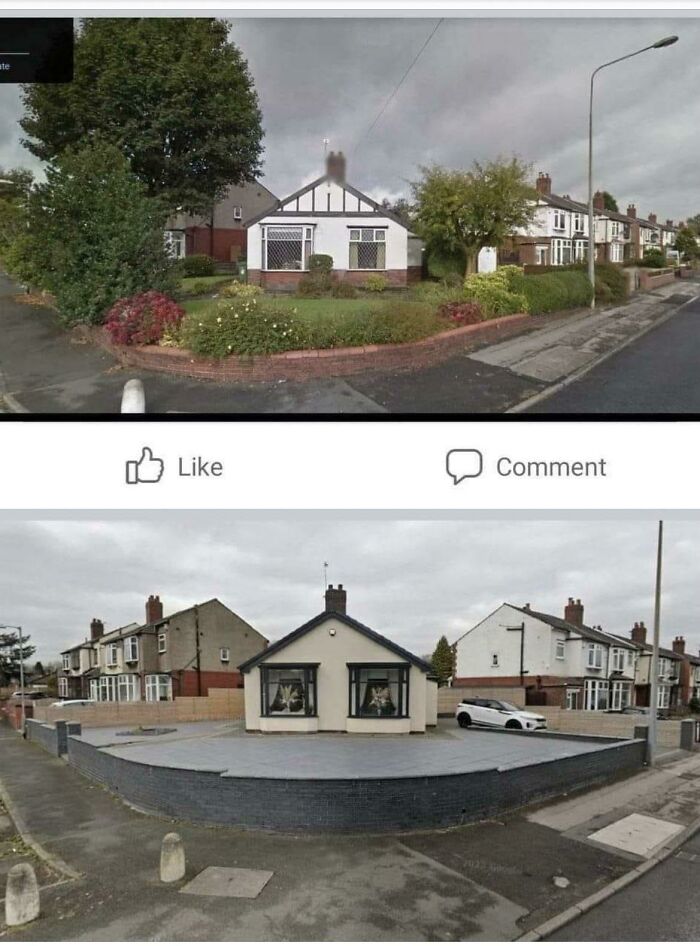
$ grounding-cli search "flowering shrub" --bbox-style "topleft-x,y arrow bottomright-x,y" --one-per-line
364,274 -> 389,292
219,280 -> 264,299
463,266 -> 529,317
104,291 -> 184,346
179,296 -> 309,357
437,300 -> 484,326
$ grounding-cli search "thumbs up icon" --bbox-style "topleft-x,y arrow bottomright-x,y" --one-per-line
125,447 -> 165,485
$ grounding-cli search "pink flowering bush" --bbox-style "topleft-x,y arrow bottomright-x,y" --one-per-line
104,291 -> 185,346
437,300 -> 485,326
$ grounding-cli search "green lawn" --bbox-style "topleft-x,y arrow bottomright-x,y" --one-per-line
179,275 -> 233,293
182,295 -> 380,320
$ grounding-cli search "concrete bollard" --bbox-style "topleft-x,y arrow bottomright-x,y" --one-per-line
160,832 -> 185,883
120,379 -> 146,414
5,862 -> 40,926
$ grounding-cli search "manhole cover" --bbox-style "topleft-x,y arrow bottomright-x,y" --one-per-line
180,867 -> 273,899
588,813 -> 683,857
115,727 -> 177,737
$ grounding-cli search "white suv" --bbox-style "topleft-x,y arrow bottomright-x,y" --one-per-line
456,698 -> 547,731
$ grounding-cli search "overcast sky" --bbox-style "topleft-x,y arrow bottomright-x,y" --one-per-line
1,518 -> 698,664
0,16 -> 698,219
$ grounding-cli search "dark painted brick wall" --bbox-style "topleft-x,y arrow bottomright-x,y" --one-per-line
26,718 -> 59,755
66,736 -> 646,833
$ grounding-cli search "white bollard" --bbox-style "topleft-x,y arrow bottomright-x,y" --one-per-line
5,862 -> 40,926
160,832 -> 185,883
120,379 -> 146,414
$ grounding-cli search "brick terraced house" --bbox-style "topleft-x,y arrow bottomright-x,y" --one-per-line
245,151 -> 423,291
453,598 -> 639,710
58,595 -> 267,702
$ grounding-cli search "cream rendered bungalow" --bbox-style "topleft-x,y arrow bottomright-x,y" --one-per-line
239,584 -> 438,733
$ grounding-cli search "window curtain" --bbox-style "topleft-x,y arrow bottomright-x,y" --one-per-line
269,674 -> 305,714
360,672 -> 398,716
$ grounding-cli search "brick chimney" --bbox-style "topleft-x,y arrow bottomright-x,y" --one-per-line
324,583 -> 347,614
326,151 -> 346,183
672,635 -> 685,654
630,621 -> 647,644
564,597 -> 584,627
535,172 -> 551,196
593,191 -> 605,211
146,594 -> 163,624
666,219 -> 674,228
648,213 -> 657,225
627,204 -> 636,219
90,618 -> 104,641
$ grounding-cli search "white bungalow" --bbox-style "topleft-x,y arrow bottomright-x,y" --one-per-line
245,152 -> 423,290
239,584 -> 438,734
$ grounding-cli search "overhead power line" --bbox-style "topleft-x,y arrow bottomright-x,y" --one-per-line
353,18 -> 444,154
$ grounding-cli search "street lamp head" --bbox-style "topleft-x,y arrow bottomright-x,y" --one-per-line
653,35 -> 679,48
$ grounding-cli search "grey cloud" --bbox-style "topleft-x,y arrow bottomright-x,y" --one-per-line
0,518 -> 697,665
0,17 -> 696,218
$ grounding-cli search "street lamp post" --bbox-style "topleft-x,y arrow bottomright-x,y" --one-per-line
587,35 -> 678,309
0,624 -> 26,737
647,521 -> 664,765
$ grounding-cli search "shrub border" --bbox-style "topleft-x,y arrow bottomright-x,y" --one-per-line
91,312 -> 531,382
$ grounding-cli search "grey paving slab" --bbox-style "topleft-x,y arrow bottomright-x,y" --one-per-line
77,722 -> 616,780
180,866 -> 274,899
77,719 -> 236,747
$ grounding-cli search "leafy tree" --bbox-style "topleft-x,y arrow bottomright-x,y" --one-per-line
0,631 -> 35,685
430,635 -> 455,687
675,227 -> 700,262
411,159 -> 536,276
21,18 -> 264,214
0,167 -> 33,254
19,139 -> 175,324
601,191 -> 619,212
641,247 -> 666,268
684,214 -> 700,236
380,196 -> 415,229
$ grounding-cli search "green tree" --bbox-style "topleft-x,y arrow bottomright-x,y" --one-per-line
411,159 -> 536,276
21,18 -> 263,214
430,635 -> 455,687
675,227 -> 699,262
380,196 -> 415,229
0,167 -> 33,255
601,191 -> 619,212
684,214 -> 700,235
0,631 -> 35,685
19,139 -> 175,324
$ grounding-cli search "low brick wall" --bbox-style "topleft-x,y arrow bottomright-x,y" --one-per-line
638,268 -> 676,291
438,686 -> 527,716
92,312 -> 532,383
32,688 -> 245,727
66,734 -> 645,833
26,718 -> 59,754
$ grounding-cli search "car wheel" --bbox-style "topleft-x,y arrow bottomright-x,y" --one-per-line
457,712 -> 472,728
505,719 -> 523,730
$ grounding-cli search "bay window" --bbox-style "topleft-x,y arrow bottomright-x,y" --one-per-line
348,664 -> 409,718
584,678 -> 609,711
262,225 -> 313,271
349,229 -> 386,270
260,664 -> 317,716
610,680 -> 632,711
551,239 -> 572,265
145,674 -> 172,702
98,676 -> 118,702
117,674 -> 139,702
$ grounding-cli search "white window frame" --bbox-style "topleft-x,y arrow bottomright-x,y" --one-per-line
586,642 -> 603,670
220,647 -> 230,663
117,674 -> 139,702
89,679 -> 98,701
610,242 -> 623,263
658,684 -> 671,709
535,245 -> 548,265
62,653 -> 70,671
610,680 -> 632,711
566,687 -> 581,710
125,636 -> 139,662
584,678 -> 609,711
349,228 -> 387,271
574,240 -> 587,262
145,674 -> 172,702
573,212 -> 584,233
611,648 -> 625,672
164,229 -> 185,260
555,640 -> 566,660
491,653 -> 499,668
261,224 -> 314,272
58,677 -> 69,697
553,209 -> 567,231
158,632 -> 167,654
233,205 -> 243,221
98,675 -> 118,702
551,238 -> 572,266
106,643 -> 118,668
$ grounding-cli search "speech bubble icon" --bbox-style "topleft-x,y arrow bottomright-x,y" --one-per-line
446,449 -> 483,484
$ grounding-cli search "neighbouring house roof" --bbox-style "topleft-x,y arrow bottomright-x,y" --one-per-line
60,640 -> 96,655
538,192 -> 589,215
239,610 -> 433,674
244,173 -> 413,231
506,604 -> 640,650
606,632 -> 684,662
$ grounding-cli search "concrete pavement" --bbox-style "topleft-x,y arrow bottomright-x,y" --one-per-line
2,269 -> 697,414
